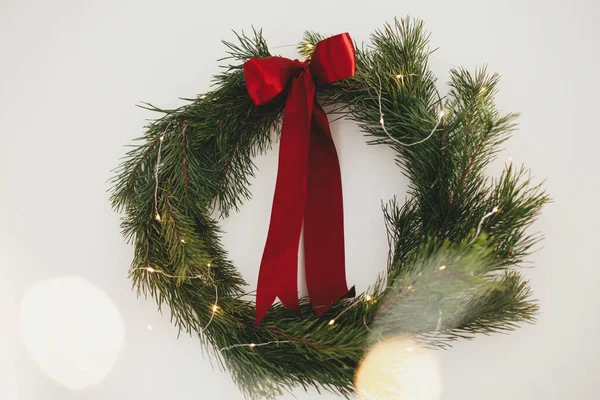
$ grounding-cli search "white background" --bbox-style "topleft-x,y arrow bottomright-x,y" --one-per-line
1,0 -> 599,399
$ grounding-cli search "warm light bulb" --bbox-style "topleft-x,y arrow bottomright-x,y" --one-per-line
180,238 -> 185,244
146,267 -> 155,273
438,265 -> 447,271
212,305 -> 219,312
155,213 -> 161,221
438,109 -> 446,119
199,94 -> 207,99
159,135 -> 164,142
207,263 -> 211,268
365,294 -> 372,302
492,206 -> 499,213
249,343 -> 256,348
329,319 -> 335,326
396,73 -> 404,79
379,117 -> 385,125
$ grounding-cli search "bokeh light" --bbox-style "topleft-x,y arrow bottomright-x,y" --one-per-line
355,336 -> 442,400
20,276 -> 125,389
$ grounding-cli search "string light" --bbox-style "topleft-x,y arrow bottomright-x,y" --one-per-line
472,205 -> 500,242
377,75 -> 445,147
135,263 -> 218,332
438,265 -> 447,271
153,123 -> 171,222
329,319 -> 336,326
220,340 -> 292,352
394,72 -> 419,85
199,94 -> 207,99
365,294 -> 372,302
435,309 -> 443,333
180,238 -> 185,244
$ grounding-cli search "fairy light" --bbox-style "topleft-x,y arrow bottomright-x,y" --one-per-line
153,123 -> 171,222
180,238 -> 186,244
472,206 -> 500,243
435,309 -> 443,333
377,75 -> 446,147
328,319 -> 336,326
199,94 -> 207,99
135,264 -> 219,332
138,266 -> 211,281
438,265 -> 447,271
365,294 -> 372,302
394,72 -> 419,85
220,340 -> 292,352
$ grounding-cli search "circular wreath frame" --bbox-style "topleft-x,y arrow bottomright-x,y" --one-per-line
111,18 -> 548,399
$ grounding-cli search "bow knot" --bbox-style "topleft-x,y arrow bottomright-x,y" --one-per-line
244,33 -> 356,326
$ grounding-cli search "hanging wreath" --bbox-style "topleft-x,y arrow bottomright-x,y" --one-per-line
111,18 -> 548,399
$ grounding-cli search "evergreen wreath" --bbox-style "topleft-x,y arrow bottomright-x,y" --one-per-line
111,18 -> 549,399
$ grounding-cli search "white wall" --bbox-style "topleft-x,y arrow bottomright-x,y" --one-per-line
1,0 -> 599,399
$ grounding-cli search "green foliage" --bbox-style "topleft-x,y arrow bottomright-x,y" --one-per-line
111,18 -> 549,399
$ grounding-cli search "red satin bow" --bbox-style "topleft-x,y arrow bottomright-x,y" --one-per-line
244,33 -> 355,326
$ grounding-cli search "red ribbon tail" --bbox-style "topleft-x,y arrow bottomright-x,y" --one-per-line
254,76 -> 314,327
304,104 -> 352,316
255,255 -> 300,327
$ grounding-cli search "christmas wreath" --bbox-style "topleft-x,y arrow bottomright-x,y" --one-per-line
111,18 -> 548,399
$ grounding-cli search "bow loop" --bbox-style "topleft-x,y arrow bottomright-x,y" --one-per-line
309,33 -> 356,86
244,57 -> 303,106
